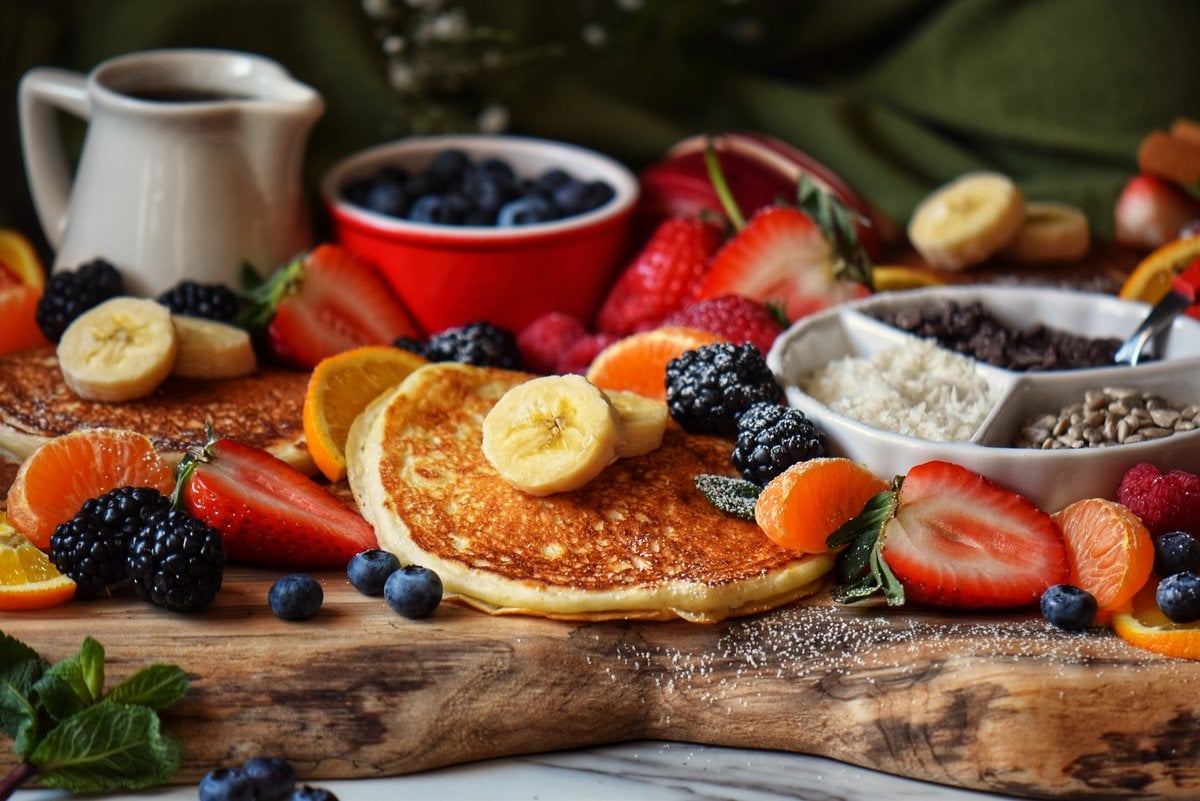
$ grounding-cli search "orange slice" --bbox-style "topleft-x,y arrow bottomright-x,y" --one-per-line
584,326 -> 726,402
1112,583 -> 1200,660
7,428 -> 175,549
754,457 -> 888,553
303,345 -> 428,482
1118,234 -> 1200,306
0,229 -> 46,290
871,264 -> 946,292
0,519 -> 76,610
1052,498 -> 1154,621
0,283 -> 48,354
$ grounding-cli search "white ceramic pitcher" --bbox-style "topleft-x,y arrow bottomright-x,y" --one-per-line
19,49 -> 325,295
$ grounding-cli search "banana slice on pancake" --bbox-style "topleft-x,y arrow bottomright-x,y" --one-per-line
170,315 -> 257,379
482,374 -> 623,496
57,296 -> 177,402
606,390 -> 669,458
908,172 -> 1025,271
999,201 -> 1090,262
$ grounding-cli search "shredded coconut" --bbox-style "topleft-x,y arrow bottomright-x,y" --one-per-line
801,338 -> 996,442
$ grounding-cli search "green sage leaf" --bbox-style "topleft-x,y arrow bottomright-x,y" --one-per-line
694,474 -> 760,521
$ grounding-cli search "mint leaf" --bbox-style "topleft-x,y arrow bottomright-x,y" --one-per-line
34,638 -> 104,722
694,474 -> 760,521
0,658 -> 44,741
108,666 -> 188,710
30,702 -> 183,793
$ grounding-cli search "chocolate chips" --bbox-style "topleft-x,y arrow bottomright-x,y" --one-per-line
875,300 -> 1123,371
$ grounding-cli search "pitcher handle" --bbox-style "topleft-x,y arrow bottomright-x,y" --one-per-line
18,67 -> 90,249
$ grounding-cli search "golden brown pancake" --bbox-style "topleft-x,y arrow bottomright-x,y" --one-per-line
346,362 -> 832,622
0,346 -> 313,472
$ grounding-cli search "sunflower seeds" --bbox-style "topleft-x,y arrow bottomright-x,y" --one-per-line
1014,387 -> 1199,449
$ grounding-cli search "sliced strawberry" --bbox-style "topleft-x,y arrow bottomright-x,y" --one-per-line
250,244 -> 421,369
595,217 -> 725,336
829,460 -> 1068,610
177,436 -> 378,568
1114,173 -> 1200,250
693,206 -> 869,322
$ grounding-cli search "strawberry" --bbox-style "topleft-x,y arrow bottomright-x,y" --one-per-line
244,243 -> 421,369
1116,462 -> 1200,537
662,294 -> 785,356
594,217 -> 724,336
693,205 -> 869,322
828,460 -> 1068,610
176,435 -> 378,568
1113,173 -> 1200,250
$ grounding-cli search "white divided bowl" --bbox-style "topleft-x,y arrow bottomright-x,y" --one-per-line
767,285 -> 1200,513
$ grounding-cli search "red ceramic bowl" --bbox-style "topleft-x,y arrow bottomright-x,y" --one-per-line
320,134 -> 639,335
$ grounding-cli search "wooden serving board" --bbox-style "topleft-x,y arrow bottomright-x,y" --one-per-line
2,566 -> 1197,800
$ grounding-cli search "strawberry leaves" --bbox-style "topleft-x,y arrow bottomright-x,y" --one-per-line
796,174 -> 874,289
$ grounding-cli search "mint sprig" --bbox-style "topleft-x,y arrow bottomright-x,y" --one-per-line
826,478 -> 905,605
0,631 -> 188,797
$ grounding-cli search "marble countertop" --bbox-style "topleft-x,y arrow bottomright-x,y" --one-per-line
13,741 -> 1035,800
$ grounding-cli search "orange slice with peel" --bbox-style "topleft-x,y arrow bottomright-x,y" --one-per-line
303,345 -> 429,482
1119,234 -> 1200,306
755,457 -> 888,553
0,519 -> 76,610
0,229 -> 46,290
1052,498 -> 1154,622
7,428 -> 175,549
1112,583 -> 1200,660
585,326 -> 726,402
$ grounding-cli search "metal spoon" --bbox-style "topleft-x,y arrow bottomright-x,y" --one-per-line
1114,257 -> 1200,365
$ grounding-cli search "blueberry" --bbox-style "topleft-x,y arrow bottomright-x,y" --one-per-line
1156,571 -> 1200,623
535,167 -> 572,194
577,180 -> 615,212
462,168 -> 513,217
1040,584 -> 1097,631
383,564 -> 443,618
347,549 -> 400,596
496,194 -> 555,226
363,180 -> 407,218
199,767 -> 255,801
408,193 -> 467,225
427,148 -> 470,181
242,756 -> 296,801
290,786 -> 340,801
268,574 -> 324,621
1154,531 -> 1200,577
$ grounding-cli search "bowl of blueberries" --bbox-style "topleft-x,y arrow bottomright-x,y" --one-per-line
320,134 -> 639,335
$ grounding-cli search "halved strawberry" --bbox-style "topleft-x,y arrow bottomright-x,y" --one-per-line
176,435 -> 378,568
246,244 -> 421,369
829,460 -> 1068,610
595,217 -> 725,336
692,205 -> 869,322
1114,173 -> 1200,250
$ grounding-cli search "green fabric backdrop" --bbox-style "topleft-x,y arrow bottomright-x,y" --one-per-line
3,0 -> 1197,261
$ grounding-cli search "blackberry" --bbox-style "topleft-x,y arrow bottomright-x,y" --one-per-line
665,342 -> 784,436
732,401 -> 827,485
35,258 -> 124,341
50,486 -> 172,597
156,280 -> 240,322
127,508 -> 224,612
1040,584 -> 1097,631
422,321 -> 521,369
391,336 -> 427,358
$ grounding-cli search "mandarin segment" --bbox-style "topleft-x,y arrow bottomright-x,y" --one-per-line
755,457 -> 888,553
303,344 -> 429,482
585,326 -> 726,401
1052,498 -> 1154,619
6,428 -> 174,549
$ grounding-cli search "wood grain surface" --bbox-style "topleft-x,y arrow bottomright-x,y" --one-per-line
1,566 -> 1196,800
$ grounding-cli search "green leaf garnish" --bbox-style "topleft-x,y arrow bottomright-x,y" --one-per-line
694,474 -> 761,521
796,174 -> 874,290
828,476 -> 906,606
0,632 -> 188,797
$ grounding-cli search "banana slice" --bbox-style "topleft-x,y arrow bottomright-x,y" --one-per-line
481,374 -> 623,496
57,296 -> 178,402
998,201 -> 1090,263
907,172 -> 1025,271
170,315 -> 257,379
605,390 -> 668,458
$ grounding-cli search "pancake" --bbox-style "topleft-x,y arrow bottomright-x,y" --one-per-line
346,362 -> 832,622
0,346 -> 313,472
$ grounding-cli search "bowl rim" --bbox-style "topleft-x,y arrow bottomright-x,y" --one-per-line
319,133 -> 640,242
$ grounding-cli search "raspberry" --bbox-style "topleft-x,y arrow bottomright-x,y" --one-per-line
516,311 -> 588,374
1117,463 -> 1200,536
664,294 -> 785,356
555,332 -> 617,375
